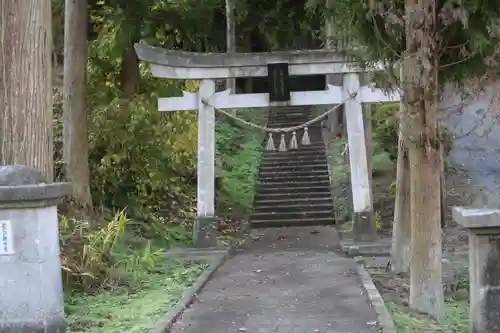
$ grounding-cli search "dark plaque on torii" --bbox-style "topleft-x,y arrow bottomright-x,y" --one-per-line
267,62 -> 290,102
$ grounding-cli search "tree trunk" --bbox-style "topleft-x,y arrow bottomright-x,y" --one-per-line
225,0 -> 236,94
63,0 -> 93,210
440,143 -> 446,228
120,42 -> 140,98
391,98 -> 411,273
0,1 -> 54,181
324,2 -> 343,137
405,0 -> 444,319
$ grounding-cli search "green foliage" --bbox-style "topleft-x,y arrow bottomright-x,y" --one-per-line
372,102 -> 454,161
88,95 -> 197,220
59,205 -> 199,293
310,0 -> 500,83
54,39 -> 198,295
216,109 -> 266,214
60,211 -> 128,293
372,103 -> 400,160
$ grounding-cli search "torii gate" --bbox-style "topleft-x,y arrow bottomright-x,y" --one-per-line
134,43 -> 399,247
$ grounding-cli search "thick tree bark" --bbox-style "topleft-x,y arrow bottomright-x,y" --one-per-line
324,2 -> 343,137
63,0 -> 93,210
405,0 -> 444,319
391,99 -> 411,273
440,144 -> 446,227
0,1 -> 54,181
120,42 -> 140,98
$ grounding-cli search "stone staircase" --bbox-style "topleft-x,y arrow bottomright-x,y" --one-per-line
251,106 -> 336,228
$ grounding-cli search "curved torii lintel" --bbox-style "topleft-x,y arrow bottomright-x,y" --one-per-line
134,43 -> 376,79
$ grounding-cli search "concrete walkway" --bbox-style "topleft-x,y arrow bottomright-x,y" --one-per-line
170,227 -> 380,333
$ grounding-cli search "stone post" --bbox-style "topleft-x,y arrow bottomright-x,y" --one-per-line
195,79 -> 217,248
452,206 -> 500,333
0,165 -> 70,333
343,73 -> 377,242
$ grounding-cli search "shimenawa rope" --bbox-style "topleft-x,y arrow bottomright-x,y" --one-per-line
201,92 -> 357,151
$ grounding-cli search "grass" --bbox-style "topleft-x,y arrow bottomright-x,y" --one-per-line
388,300 -> 470,333
66,257 -> 209,333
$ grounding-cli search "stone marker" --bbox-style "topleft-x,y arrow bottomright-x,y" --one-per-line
453,206 -> 500,333
0,165 -> 71,333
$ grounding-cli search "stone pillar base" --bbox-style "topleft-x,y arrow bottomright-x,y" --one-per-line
194,216 -> 217,248
0,315 -> 65,333
353,211 -> 378,243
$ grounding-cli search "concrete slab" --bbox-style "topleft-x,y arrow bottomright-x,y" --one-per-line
241,225 -> 342,253
170,226 -> 380,333
341,238 -> 392,257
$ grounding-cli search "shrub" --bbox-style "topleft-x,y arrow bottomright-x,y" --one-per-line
60,210 -> 128,293
372,102 -> 453,160
88,95 -> 198,221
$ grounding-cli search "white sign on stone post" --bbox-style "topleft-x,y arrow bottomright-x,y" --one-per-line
0,220 -> 14,255
134,43 -> 400,247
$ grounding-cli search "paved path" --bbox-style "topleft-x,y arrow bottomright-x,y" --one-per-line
441,85 -> 500,206
171,227 -> 379,333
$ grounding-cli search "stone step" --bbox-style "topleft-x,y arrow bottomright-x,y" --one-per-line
270,106 -> 307,111
256,186 -> 330,195
251,217 -> 335,228
267,116 -> 307,121
267,118 -> 309,124
262,153 -> 326,163
259,157 -> 328,168
259,173 -> 330,183
259,163 -> 328,173
255,190 -> 331,200
269,109 -> 308,115
252,209 -> 334,221
258,179 -> 330,189
254,202 -> 334,213
266,122 -> 321,129
267,113 -> 309,122
263,149 -> 326,159
261,156 -> 327,166
255,197 -> 333,206
259,168 -> 329,178
267,113 -> 308,119
264,146 -> 325,156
